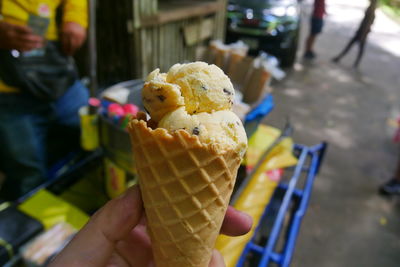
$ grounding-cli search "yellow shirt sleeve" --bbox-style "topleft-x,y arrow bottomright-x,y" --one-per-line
62,0 -> 88,28
0,80 -> 20,93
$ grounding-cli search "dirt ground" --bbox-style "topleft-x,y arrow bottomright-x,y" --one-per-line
264,0 -> 400,266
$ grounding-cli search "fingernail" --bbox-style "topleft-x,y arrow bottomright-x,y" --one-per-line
232,206 -> 252,220
234,208 -> 253,227
117,184 -> 140,201
242,211 -> 252,221
242,212 -> 253,226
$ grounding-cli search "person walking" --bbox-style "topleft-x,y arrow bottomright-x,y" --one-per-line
332,0 -> 378,68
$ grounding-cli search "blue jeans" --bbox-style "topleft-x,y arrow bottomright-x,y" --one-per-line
0,81 -> 89,200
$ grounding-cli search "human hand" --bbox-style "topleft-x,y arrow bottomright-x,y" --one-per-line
49,185 -> 252,267
60,22 -> 86,56
0,21 -> 44,51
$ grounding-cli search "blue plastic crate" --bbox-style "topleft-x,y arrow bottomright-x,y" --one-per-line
245,94 -> 275,123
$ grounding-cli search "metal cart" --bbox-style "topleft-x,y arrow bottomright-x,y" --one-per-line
233,94 -> 327,267
237,143 -> 327,267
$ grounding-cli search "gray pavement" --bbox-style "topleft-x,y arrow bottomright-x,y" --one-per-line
264,0 -> 400,266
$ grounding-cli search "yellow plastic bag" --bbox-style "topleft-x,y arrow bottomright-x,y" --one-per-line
19,189 -> 89,230
216,125 -> 298,267
244,124 -> 297,170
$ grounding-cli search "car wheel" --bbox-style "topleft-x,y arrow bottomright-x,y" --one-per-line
280,22 -> 300,68
280,37 -> 298,68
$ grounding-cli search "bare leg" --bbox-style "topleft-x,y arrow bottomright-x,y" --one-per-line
332,35 -> 358,63
305,34 -> 316,54
353,38 -> 367,68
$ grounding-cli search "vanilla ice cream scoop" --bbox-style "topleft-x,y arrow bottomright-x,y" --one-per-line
159,107 -> 247,156
142,62 -> 235,121
142,62 -> 247,155
141,69 -> 185,122
166,62 -> 235,114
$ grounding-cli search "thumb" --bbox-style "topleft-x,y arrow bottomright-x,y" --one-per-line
50,185 -> 143,266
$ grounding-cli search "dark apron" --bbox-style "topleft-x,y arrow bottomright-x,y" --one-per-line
0,42 -> 78,101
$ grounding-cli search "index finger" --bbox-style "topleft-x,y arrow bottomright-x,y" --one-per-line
61,34 -> 73,55
13,24 -> 33,34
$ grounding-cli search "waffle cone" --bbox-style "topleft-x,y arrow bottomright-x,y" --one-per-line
128,119 -> 242,267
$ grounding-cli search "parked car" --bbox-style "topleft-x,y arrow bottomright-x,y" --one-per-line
225,0 -> 302,67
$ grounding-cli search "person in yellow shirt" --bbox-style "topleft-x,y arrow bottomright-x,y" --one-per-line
0,0 -> 88,200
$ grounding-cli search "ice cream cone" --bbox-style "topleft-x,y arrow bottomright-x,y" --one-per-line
128,118 -> 242,267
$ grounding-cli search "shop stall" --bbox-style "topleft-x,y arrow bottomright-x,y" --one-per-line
0,54 -> 326,267
0,1 -> 326,266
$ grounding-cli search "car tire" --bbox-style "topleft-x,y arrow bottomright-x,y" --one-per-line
280,37 -> 298,68
280,23 -> 300,68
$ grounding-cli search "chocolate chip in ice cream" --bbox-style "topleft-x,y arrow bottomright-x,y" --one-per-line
144,97 -> 153,103
223,88 -> 233,95
157,95 -> 166,102
192,127 -> 200,136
